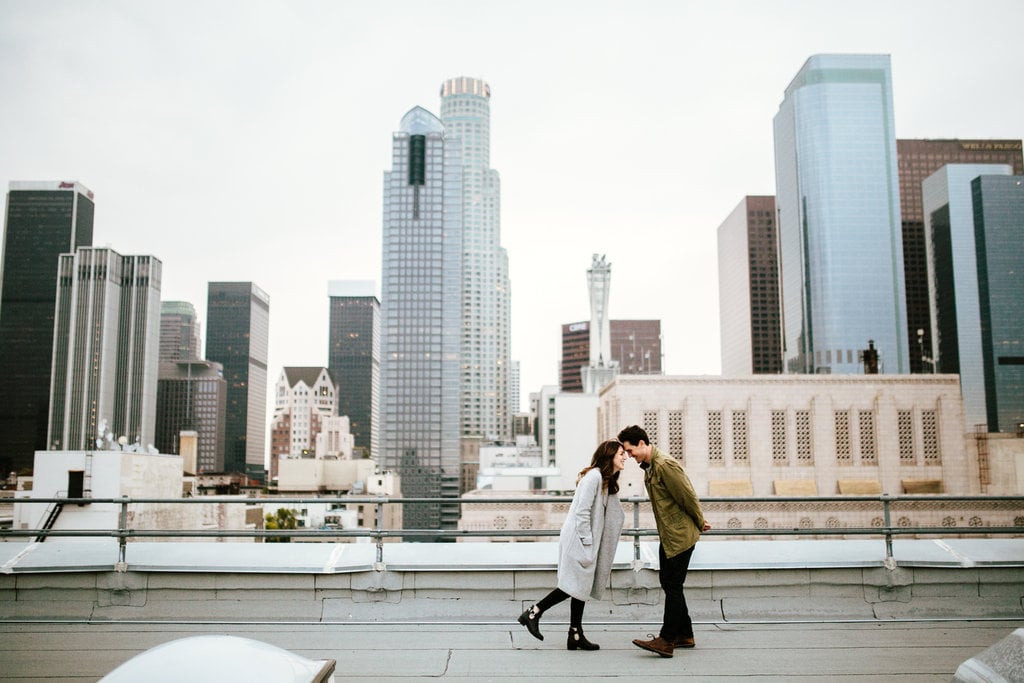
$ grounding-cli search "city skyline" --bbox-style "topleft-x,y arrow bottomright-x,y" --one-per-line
1,2 -> 1022,416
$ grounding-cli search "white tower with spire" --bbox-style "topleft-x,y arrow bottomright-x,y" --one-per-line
582,254 -> 619,394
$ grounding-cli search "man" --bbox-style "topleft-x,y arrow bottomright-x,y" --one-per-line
618,424 -> 711,658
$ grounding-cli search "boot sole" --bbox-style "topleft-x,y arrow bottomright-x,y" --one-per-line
632,640 -> 673,658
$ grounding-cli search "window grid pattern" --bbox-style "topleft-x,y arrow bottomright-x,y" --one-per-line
922,410 -> 940,463
771,410 -> 787,463
898,410 -> 915,462
795,410 -> 813,463
707,411 -> 723,464
834,410 -> 851,464
668,410 -> 685,463
859,410 -> 877,464
642,410 -> 659,449
732,410 -> 749,463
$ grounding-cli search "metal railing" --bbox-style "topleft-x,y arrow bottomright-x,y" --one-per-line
4,494 -> 1022,567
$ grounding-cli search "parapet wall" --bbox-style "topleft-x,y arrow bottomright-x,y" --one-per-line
1,539 -> 1022,623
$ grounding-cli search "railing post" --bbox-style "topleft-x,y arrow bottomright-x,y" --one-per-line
881,494 -> 894,565
374,498 -> 385,570
116,496 -> 129,570
632,498 -> 641,569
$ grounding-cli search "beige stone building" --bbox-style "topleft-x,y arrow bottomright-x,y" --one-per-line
458,375 -> 1024,541
600,374 -> 979,497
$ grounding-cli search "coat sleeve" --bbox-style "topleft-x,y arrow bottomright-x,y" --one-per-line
661,463 -> 705,530
573,469 -> 600,546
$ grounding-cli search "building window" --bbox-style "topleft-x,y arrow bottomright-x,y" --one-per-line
707,411 -> 723,464
732,410 -> 748,463
771,410 -> 787,463
795,410 -> 812,464
898,410 -> 915,463
668,410 -> 685,463
835,410 -> 851,464
643,410 -> 659,448
859,410 -> 877,464
922,410 -> 940,463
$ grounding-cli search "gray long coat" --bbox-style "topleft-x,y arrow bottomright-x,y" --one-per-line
556,468 -> 625,601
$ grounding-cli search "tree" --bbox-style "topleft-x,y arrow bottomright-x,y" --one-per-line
264,508 -> 298,543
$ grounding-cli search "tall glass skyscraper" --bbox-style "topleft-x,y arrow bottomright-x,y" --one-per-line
381,106 -> 463,531
159,301 -> 202,362
48,248 -> 162,451
924,166 -> 1024,433
773,54 -> 909,375
327,280 -> 379,460
972,175 -> 1024,433
0,181 -> 94,474
205,282 -> 270,480
440,77 -> 511,443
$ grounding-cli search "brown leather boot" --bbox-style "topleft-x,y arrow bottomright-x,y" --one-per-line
632,635 -> 674,658
673,635 -> 695,648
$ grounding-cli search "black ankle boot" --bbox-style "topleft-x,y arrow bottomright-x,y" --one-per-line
518,606 -> 543,641
567,626 -> 599,651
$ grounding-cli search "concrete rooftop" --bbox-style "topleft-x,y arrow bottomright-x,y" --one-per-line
2,538 -> 1023,681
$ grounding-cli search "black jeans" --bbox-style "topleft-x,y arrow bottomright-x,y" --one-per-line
659,543 -> 695,640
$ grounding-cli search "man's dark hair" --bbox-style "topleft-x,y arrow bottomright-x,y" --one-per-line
617,425 -> 649,446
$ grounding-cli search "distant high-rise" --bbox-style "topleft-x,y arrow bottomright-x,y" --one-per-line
923,166 -> 1023,433
380,106 -> 463,531
440,77 -> 511,443
509,360 -> 520,417
717,196 -> 782,375
269,367 -> 337,481
561,320 -> 663,392
327,280 -> 379,459
155,359 -> 226,472
774,54 -> 908,374
205,282 -> 270,480
0,181 -> 94,474
160,301 -> 202,362
897,139 -> 1023,373
48,248 -> 161,451
971,175 -> 1024,434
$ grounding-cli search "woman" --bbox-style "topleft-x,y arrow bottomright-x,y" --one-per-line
517,439 -> 626,650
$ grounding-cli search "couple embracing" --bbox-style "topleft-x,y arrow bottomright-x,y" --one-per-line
517,425 -> 711,658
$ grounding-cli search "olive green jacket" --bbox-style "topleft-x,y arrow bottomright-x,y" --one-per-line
642,446 -> 706,559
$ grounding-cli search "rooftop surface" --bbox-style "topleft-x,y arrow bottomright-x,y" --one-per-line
2,538 -> 1023,681
4,619 -> 1020,681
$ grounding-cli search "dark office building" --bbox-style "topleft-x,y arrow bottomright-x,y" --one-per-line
0,181 -> 94,475
560,320 -> 663,392
205,282 -> 269,481
897,139 -> 1023,373
327,281 -> 379,459
972,175 -> 1024,433
717,195 -> 783,375
155,360 -> 227,473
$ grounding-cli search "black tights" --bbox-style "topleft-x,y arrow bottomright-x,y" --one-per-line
535,588 -> 585,629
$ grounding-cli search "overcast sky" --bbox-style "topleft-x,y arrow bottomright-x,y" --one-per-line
2,0 -> 1022,415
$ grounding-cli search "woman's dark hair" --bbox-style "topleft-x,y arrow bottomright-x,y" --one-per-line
576,439 -> 621,495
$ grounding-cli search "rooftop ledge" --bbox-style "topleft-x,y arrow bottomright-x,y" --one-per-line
2,538 -> 1024,574
2,539 -> 1022,624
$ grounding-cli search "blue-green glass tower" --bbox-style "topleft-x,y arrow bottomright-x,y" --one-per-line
972,175 -> 1024,433
774,54 -> 909,374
